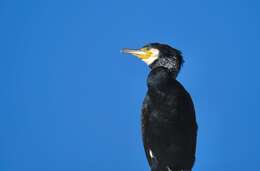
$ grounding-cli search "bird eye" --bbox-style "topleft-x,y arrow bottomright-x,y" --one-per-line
142,47 -> 149,51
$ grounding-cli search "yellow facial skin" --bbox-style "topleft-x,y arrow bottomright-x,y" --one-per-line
138,48 -> 153,59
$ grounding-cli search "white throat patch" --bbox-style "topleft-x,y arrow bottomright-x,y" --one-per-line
142,48 -> 159,65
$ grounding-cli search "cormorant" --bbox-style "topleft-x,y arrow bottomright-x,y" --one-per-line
122,43 -> 197,171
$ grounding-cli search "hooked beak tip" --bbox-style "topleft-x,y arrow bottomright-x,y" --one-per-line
121,48 -> 131,54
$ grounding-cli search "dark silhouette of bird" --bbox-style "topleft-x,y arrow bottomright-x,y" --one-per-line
122,43 -> 198,171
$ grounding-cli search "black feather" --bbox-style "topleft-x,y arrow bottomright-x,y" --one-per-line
141,44 -> 197,171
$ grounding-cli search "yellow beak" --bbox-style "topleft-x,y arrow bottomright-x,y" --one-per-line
121,48 -> 152,60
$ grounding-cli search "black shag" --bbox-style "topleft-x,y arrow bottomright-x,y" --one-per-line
122,43 -> 197,171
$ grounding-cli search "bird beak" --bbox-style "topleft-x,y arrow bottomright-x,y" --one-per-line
121,48 -> 147,59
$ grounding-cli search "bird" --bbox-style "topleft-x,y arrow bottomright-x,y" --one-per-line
122,43 -> 198,171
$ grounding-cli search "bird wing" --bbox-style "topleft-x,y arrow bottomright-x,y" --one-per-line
142,67 -> 197,170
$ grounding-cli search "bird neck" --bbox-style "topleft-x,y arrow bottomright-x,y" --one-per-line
149,57 -> 179,79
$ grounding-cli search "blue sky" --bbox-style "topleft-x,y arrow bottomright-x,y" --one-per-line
1,0 -> 260,171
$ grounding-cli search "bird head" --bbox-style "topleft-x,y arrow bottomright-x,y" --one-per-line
122,43 -> 184,74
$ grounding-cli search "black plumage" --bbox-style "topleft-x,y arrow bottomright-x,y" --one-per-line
122,43 -> 197,171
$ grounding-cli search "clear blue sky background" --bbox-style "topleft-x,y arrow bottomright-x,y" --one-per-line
1,0 -> 260,171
